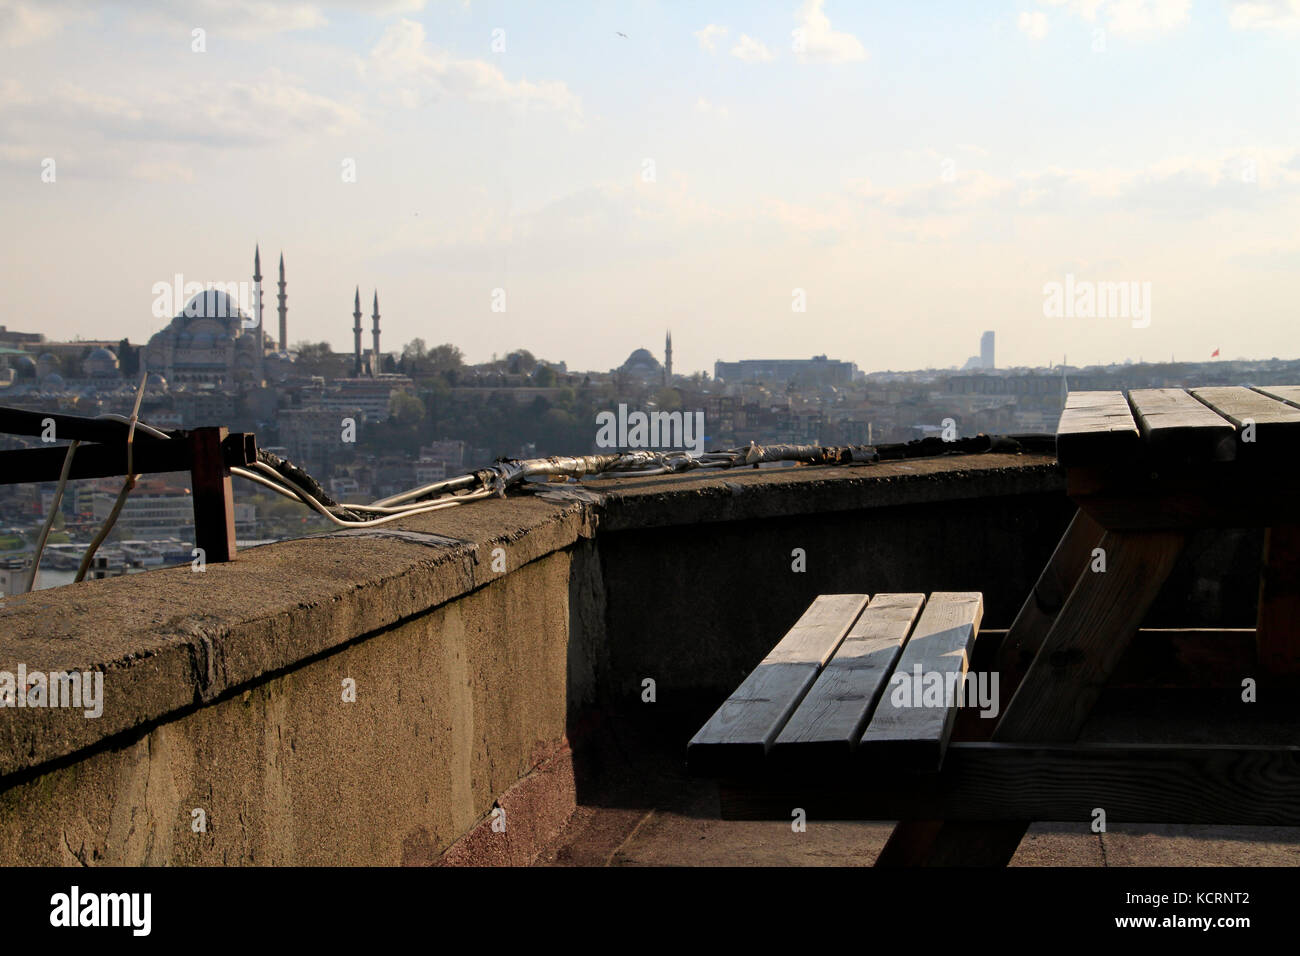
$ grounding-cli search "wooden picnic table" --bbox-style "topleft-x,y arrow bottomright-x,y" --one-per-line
689,385 -> 1300,865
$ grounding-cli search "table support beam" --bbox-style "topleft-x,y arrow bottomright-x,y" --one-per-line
877,529 -> 1186,866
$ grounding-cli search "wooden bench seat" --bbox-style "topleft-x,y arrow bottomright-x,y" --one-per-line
688,592 -> 984,775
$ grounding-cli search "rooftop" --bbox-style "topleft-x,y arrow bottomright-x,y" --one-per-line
0,450 -> 1293,865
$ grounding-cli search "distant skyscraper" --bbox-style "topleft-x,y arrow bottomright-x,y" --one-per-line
664,330 -> 672,385
980,330 -> 995,370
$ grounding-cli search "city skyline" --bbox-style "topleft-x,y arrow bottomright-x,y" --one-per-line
3,1 -> 1299,374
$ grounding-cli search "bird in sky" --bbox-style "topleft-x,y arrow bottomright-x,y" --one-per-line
616,31 -> 628,38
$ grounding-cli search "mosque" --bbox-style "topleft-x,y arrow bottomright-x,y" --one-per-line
141,246 -> 387,387
141,247 -> 295,388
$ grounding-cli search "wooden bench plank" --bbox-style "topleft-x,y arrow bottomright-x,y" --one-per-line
771,593 -> 926,762
1055,391 -> 1140,467
1128,388 -> 1236,462
720,743 -> 1300,827
687,593 -> 869,773
858,592 -> 983,771
1191,386 -> 1300,460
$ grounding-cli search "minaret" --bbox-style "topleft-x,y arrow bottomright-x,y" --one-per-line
664,329 -> 673,386
352,287 -> 363,376
252,245 -> 263,331
277,253 -> 288,352
371,291 -> 381,377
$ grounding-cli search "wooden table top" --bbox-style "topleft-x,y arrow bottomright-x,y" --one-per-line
1055,386 -> 1300,468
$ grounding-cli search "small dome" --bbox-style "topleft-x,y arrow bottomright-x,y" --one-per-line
146,372 -> 168,389
44,372 -> 64,386
83,347 -> 120,378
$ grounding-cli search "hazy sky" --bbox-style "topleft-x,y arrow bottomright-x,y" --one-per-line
2,0 -> 1298,374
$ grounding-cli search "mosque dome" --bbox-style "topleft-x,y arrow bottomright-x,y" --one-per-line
83,347 -> 120,378
622,348 -> 661,371
181,290 -> 244,322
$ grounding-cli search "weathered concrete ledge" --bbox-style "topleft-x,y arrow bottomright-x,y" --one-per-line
0,495 -> 597,781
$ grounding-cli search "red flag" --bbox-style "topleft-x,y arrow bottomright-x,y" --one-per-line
1211,348 -> 1220,358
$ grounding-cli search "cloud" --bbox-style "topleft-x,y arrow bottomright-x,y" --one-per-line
695,97 -> 728,118
0,73 -> 361,149
731,34 -> 775,62
694,23 -> 727,52
1229,0 -> 1300,30
1018,10 -> 1050,39
369,18 -> 581,117
0,0 -> 69,47
1104,0 -> 1190,34
1033,0 -> 1190,36
793,0 -> 866,63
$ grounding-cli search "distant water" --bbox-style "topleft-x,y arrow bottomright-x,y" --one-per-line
28,540 -> 281,592
31,567 -> 147,591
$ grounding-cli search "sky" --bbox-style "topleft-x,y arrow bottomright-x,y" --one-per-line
1,0 -> 1298,375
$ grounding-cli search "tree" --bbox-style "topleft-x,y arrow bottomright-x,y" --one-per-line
534,364 -> 556,387
389,390 -> 426,427
292,341 -> 337,378
428,344 -> 464,375
506,349 -> 537,374
653,387 -> 682,411
118,338 -> 140,378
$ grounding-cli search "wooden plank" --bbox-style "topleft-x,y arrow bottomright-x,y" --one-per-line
1055,391 -> 1139,467
0,432 -> 255,485
1191,386 -> 1300,461
0,404 -> 176,443
996,531 -> 1185,741
687,593 -> 869,773
1067,465 -> 1300,530
886,530 -> 1186,866
858,592 -> 982,771
720,742 -> 1300,828
1257,525 -> 1300,678
771,593 -> 925,762
190,426 -> 237,564
995,509 -> 1103,694
1128,388 -> 1236,462
876,511 -> 1102,867
1253,384 -> 1300,409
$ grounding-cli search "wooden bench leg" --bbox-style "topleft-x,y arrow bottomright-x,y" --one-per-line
879,510 -> 1104,867
878,529 -> 1186,866
1257,525 -> 1300,680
